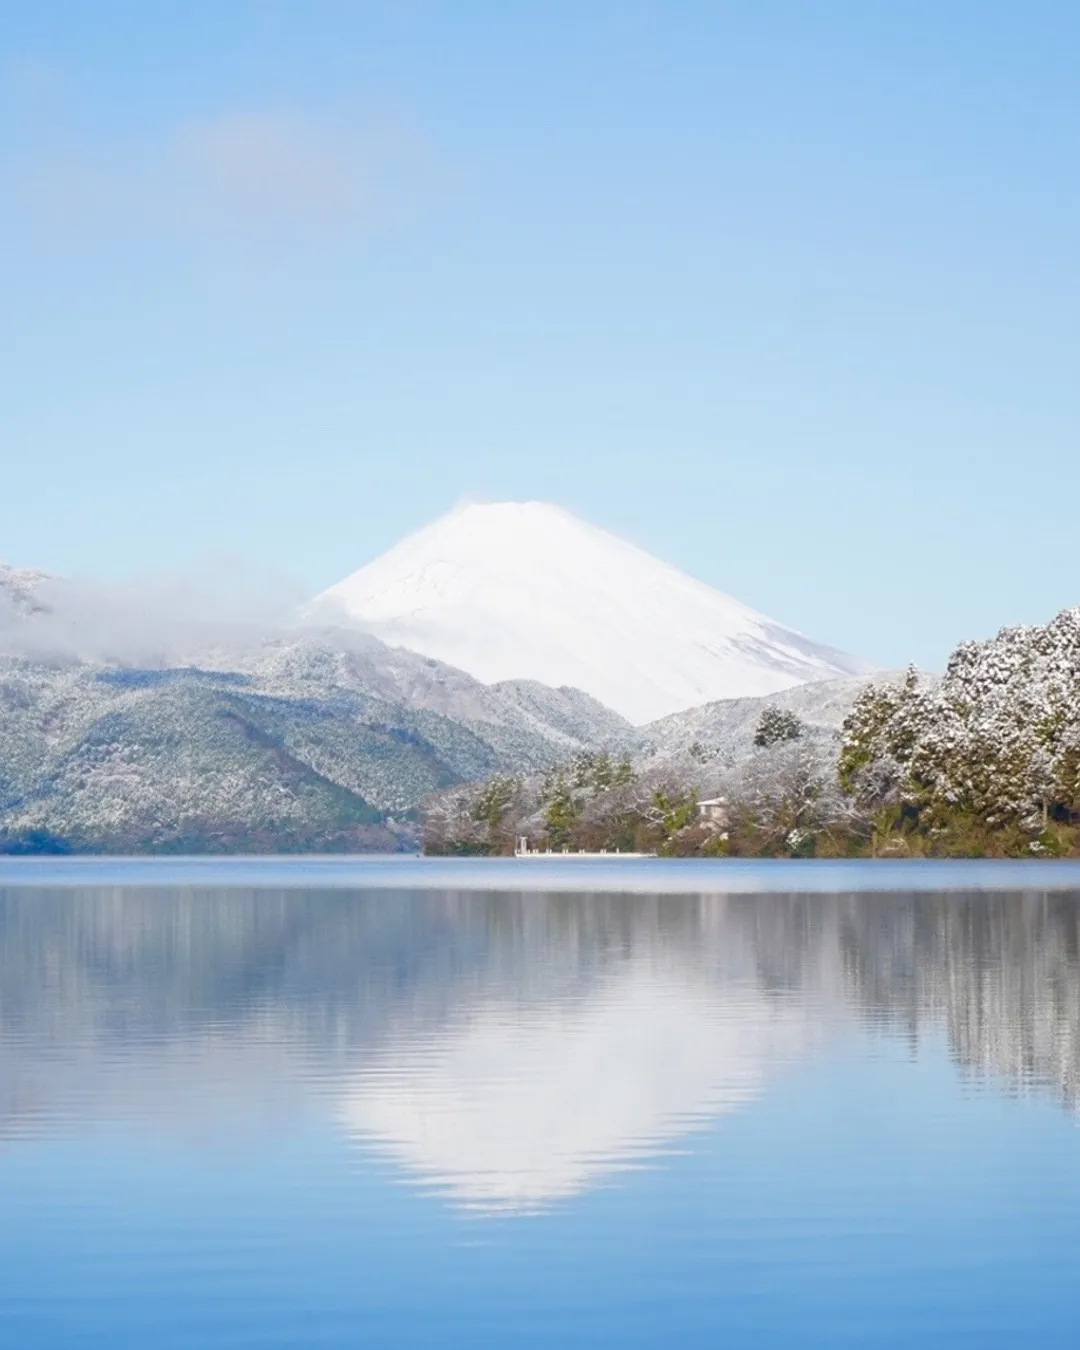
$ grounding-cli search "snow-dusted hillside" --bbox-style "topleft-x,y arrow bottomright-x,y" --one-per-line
635,671 -> 918,774
0,563 -> 50,617
234,632 -> 637,767
313,501 -> 873,724
0,554 -> 642,850
0,635 -> 638,852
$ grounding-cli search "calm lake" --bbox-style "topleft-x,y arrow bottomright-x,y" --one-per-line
2,858 -> 1080,1348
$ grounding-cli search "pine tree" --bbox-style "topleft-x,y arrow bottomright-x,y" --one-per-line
753,706 -> 804,748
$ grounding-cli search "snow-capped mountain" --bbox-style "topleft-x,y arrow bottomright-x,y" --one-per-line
312,501 -> 874,725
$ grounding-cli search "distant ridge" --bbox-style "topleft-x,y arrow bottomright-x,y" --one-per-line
312,501 -> 874,724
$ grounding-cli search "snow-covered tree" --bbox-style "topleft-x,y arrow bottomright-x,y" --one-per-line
839,608 -> 1080,852
753,706 -> 804,748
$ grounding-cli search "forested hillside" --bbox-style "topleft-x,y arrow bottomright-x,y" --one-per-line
0,635 -> 634,854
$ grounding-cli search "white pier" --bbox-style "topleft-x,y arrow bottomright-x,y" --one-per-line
514,837 -> 655,859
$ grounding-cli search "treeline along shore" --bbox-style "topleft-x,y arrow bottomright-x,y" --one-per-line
423,607 -> 1080,860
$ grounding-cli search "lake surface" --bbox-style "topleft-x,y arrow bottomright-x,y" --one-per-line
2,859 -> 1079,1347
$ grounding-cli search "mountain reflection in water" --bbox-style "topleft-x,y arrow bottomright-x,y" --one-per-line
1,887 -> 1078,1212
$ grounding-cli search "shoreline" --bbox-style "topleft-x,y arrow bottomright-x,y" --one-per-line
4,853 -> 1080,893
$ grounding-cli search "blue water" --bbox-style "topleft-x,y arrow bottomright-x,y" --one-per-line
2,860 -> 1079,1347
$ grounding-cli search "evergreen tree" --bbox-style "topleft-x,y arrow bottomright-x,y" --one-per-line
753,706 -> 804,748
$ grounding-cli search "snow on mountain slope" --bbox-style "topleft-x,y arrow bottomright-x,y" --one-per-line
236,633 -> 638,765
313,501 -> 874,725
634,671 -> 919,775
0,563 -> 51,617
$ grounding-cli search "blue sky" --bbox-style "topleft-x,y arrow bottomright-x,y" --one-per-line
1,0 -> 1078,672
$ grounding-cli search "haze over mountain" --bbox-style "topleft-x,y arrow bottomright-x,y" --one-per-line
314,501 -> 873,724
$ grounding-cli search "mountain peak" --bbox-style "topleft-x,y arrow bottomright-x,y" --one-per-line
313,501 -> 872,724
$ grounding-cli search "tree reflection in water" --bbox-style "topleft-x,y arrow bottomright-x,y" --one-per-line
1,887 -> 1077,1209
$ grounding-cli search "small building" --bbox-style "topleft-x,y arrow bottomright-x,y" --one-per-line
697,797 -> 729,829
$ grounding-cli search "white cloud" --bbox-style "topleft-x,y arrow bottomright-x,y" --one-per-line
0,557 -> 308,666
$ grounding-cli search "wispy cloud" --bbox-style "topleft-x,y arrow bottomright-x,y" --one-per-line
176,111 -> 376,230
3,72 -> 432,245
